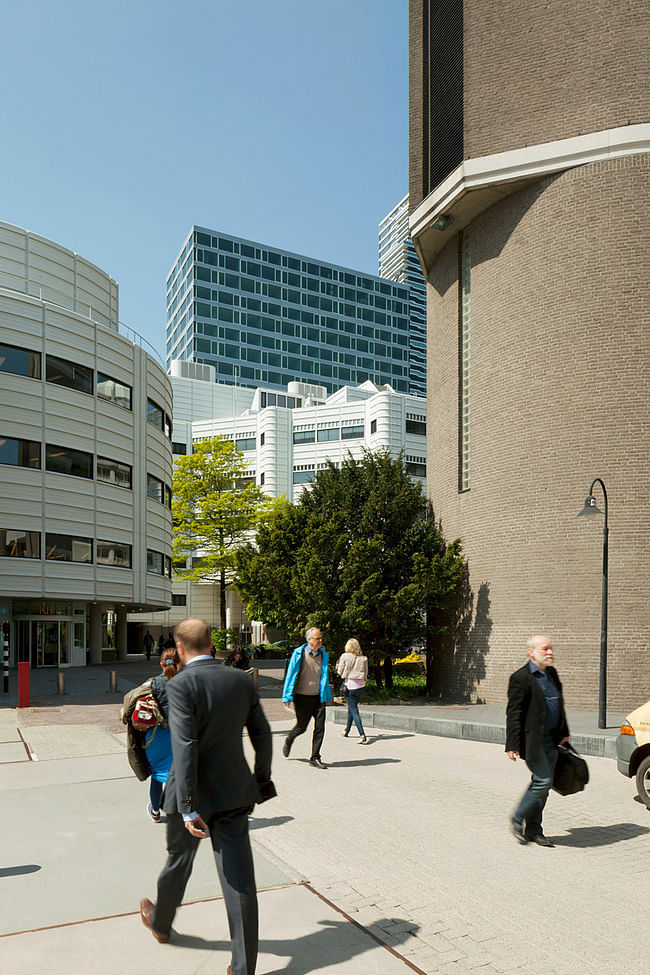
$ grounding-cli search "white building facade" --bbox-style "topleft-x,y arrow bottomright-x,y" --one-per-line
0,221 -> 173,667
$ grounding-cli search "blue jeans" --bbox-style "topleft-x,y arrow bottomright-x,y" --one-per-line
149,777 -> 165,811
345,687 -> 366,737
513,734 -> 558,836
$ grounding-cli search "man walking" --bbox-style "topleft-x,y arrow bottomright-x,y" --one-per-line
506,634 -> 570,848
143,629 -> 154,661
140,617 -> 274,975
281,627 -> 332,769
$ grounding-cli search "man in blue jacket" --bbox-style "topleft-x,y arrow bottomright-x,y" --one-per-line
281,627 -> 332,769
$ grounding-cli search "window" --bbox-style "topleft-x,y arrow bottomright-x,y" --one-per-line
172,441 -> 187,455
293,429 -> 315,444
46,355 -> 93,394
0,436 -> 40,469
46,444 -> 93,479
317,427 -> 339,442
172,594 -> 187,606
406,461 -> 427,478
147,474 -> 164,503
370,419 -> 377,435
0,342 -> 41,379
260,472 -> 265,485
0,529 -> 40,559
406,419 -> 427,436
147,398 -> 164,430
45,533 -> 92,563
147,549 -> 165,575
341,424 -> 364,440
97,373 -> 132,410
292,469 -> 314,484
235,437 -> 256,451
165,485 -> 172,510
260,432 -> 265,447
459,235 -> 471,492
165,413 -> 173,440
97,457 -> 132,489
97,540 -> 132,568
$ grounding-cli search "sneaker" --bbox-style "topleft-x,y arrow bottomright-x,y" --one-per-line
147,801 -> 162,823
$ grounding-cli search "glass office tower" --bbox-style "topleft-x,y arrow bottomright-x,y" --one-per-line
166,227 -> 412,395
378,195 -> 427,397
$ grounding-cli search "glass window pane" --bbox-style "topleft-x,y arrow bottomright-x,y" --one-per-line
0,436 -> 41,468
147,474 -> 163,502
147,399 -> 164,430
46,355 -> 93,394
45,533 -> 92,563
97,540 -> 132,568
341,425 -> 364,440
406,419 -> 427,436
292,430 -> 315,444
46,444 -> 93,478
0,529 -> 40,558
0,342 -> 41,379
97,457 -> 132,489
172,441 -> 187,455
317,428 -> 340,442
97,373 -> 132,410
147,549 -> 164,574
292,470 -> 314,484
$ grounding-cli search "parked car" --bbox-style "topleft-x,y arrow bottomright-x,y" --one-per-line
616,699 -> 650,808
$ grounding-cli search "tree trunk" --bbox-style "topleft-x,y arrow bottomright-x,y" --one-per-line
372,663 -> 384,688
383,654 -> 394,689
220,567 -> 227,631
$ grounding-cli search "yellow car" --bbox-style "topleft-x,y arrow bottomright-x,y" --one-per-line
616,699 -> 650,808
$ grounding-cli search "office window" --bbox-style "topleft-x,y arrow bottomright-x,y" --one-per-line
165,414 -> 173,439
147,398 -> 164,430
0,342 -> 41,379
46,355 -> 93,395
147,474 -> 164,503
147,549 -> 165,575
260,472 -> 265,485
260,432 -> 265,447
406,461 -> 427,478
341,424 -> 364,440
317,428 -> 339,442
0,436 -> 41,469
165,485 -> 172,510
97,540 -> 132,568
292,469 -> 314,484
97,373 -> 132,410
0,529 -> 40,559
235,437 -> 256,451
293,430 -> 315,444
97,457 -> 132,489
46,444 -> 93,479
45,533 -> 92,563
370,419 -> 377,434
172,441 -> 187,455
172,594 -> 187,606
406,419 -> 427,436
460,235 -> 471,491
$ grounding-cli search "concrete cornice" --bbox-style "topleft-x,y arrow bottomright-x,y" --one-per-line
410,124 -> 650,274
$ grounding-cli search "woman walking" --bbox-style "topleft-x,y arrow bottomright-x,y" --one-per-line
337,638 -> 369,743
144,647 -> 180,821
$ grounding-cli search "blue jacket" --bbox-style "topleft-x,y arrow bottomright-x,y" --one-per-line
282,643 -> 333,703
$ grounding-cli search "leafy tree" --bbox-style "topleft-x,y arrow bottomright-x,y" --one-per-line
172,436 -> 271,631
235,449 -> 465,689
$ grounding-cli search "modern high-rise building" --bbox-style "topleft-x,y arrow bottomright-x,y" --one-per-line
165,227 -> 415,397
378,195 -> 427,397
408,0 -> 650,710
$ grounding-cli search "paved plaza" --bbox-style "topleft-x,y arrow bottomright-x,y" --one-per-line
1,663 -> 648,974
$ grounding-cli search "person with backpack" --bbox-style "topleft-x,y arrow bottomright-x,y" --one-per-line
140,647 -> 181,822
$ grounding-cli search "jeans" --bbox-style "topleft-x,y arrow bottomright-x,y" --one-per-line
513,734 -> 558,836
345,687 -> 366,737
149,777 -> 165,811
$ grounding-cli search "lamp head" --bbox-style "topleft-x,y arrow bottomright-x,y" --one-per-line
577,494 -> 603,517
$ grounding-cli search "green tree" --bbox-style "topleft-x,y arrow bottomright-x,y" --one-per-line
235,449 -> 465,688
172,436 -> 270,631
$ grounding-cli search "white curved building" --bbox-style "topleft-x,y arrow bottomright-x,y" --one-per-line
0,221 -> 173,667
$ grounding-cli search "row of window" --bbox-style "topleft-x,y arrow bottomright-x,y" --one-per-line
193,290 -> 407,324
1,341 -> 172,438
292,425 -> 365,444
0,436 -> 172,506
291,461 -> 427,483
0,529 -> 172,576
193,323 -> 407,353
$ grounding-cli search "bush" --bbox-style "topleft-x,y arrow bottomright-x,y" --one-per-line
363,671 -> 428,702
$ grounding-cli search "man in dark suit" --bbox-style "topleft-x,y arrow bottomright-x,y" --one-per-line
140,618 -> 274,975
505,634 -> 570,848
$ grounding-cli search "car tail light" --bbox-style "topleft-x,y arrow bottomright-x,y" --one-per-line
619,724 -> 635,735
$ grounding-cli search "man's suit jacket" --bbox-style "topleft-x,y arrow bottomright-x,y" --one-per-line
163,658 -> 272,819
505,663 -> 569,759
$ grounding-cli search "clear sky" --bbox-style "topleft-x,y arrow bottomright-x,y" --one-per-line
0,0 -> 408,357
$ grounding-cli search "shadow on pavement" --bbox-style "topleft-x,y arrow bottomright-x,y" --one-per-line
364,733 -> 415,742
315,758 -> 401,769
0,864 -> 42,878
249,816 -> 294,829
552,823 -> 650,847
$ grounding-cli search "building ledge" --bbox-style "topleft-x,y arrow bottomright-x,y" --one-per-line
410,124 -> 650,275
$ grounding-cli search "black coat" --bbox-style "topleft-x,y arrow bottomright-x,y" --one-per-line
163,658 -> 272,819
505,662 -> 569,759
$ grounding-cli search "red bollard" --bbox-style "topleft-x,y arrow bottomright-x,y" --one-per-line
18,661 -> 30,708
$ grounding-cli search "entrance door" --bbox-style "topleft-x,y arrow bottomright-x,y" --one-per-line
17,619 -> 73,667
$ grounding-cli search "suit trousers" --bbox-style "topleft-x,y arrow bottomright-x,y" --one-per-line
152,807 -> 257,975
286,693 -> 326,759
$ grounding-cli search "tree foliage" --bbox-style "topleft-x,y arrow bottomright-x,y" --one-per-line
172,436 -> 271,629
235,449 -> 465,687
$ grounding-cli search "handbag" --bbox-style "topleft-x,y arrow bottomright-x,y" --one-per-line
553,743 -> 589,795
131,692 -> 164,730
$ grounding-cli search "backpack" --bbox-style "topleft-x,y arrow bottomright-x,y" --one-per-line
121,678 -> 166,781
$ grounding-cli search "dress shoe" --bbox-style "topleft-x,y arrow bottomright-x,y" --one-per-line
282,737 -> 292,758
309,757 -> 327,769
510,818 -> 527,844
525,832 -> 554,847
140,898 -> 170,943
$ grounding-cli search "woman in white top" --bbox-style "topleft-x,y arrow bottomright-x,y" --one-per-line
336,638 -> 369,743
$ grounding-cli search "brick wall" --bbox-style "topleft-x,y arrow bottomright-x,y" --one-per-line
426,155 -> 650,711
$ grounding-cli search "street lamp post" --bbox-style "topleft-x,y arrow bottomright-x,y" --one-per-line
577,477 -> 608,729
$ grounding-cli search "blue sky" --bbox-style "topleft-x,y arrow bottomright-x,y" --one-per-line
0,0 -> 408,357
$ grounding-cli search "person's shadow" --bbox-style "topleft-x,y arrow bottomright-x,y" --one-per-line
550,823 -> 650,847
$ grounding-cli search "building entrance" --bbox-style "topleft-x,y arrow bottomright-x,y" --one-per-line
16,619 -> 72,668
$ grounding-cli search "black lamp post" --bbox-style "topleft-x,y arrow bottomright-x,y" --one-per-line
577,478 -> 608,729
